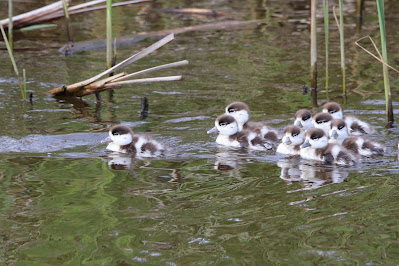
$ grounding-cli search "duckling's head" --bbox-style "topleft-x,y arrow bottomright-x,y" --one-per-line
313,112 -> 333,134
282,125 -> 304,146
322,102 -> 343,119
329,119 -> 348,140
301,128 -> 328,149
215,114 -> 239,136
109,124 -> 134,146
225,102 -> 250,128
294,109 -> 312,130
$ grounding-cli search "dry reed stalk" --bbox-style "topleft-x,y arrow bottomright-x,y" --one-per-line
310,0 -> 318,107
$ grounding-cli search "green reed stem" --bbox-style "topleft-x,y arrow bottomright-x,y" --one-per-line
106,0 -> 113,69
338,0 -> 346,95
323,0 -> 329,95
376,0 -> 394,124
8,0 -> 13,52
310,0 -> 318,107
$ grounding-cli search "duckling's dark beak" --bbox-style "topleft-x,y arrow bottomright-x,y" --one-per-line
295,121 -> 303,128
207,127 -> 218,134
101,136 -> 112,143
301,140 -> 311,148
284,137 -> 292,145
331,130 -> 338,139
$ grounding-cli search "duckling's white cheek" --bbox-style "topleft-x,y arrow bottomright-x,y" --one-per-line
234,111 -> 249,125
113,134 -> 133,146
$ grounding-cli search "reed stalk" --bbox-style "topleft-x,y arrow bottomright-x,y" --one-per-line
323,0 -> 329,95
106,0 -> 113,69
0,24 -> 26,99
376,0 -> 394,124
61,0 -> 73,42
310,0 -> 317,107
23,69 -> 27,99
8,0 -> 13,52
338,0 -> 346,95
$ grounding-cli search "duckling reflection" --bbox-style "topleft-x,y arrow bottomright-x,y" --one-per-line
277,159 -> 302,184
277,160 -> 349,190
299,163 -> 349,190
213,146 -> 248,177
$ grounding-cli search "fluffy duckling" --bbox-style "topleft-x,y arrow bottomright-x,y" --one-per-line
313,112 -> 333,136
294,109 -> 313,132
105,124 -> 165,157
300,128 -> 356,166
277,125 -> 304,155
322,102 -> 375,135
329,119 -> 384,157
225,101 -> 280,143
208,114 -> 274,150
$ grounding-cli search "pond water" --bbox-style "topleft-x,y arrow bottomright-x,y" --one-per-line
1,0 -> 399,264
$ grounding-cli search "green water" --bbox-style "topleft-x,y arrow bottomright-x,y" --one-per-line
1,0 -> 399,264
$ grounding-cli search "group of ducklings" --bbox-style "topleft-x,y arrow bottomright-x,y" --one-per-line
208,101 -> 384,166
103,101 -> 384,166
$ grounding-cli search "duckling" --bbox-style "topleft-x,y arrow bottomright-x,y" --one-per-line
105,124 -> 165,157
329,119 -> 384,157
322,102 -> 375,135
313,112 -> 333,136
300,128 -> 356,166
277,125 -> 304,155
208,114 -> 274,150
225,101 -> 280,143
294,109 -> 313,132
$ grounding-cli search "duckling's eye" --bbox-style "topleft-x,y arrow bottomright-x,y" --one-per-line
219,122 -> 227,126
316,120 -> 323,124
303,117 -> 310,121
311,136 -> 319,140
338,125 -> 344,130
113,133 -> 120,136
228,109 -> 235,113
292,133 -> 298,137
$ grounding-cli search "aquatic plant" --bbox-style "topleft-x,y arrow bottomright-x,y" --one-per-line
333,1 -> 346,96
106,0 -> 113,69
61,0 -> 73,43
8,0 -> 13,52
0,24 -> 27,99
376,0 -> 393,125
310,0 -> 317,107
323,0 -> 329,96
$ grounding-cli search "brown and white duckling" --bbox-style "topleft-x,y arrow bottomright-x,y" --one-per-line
322,102 -> 375,135
208,114 -> 274,150
277,125 -> 304,155
225,101 -> 280,144
329,119 -> 384,157
312,112 -> 333,136
300,128 -> 356,166
105,124 -> 165,157
294,109 -> 313,132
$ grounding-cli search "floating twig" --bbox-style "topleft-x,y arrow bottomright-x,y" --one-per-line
48,34 -> 187,97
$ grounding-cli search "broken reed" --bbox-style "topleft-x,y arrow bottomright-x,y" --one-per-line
323,0 -> 329,95
106,0 -> 113,69
310,0 -> 317,107
376,0 -> 393,124
0,24 -> 27,99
